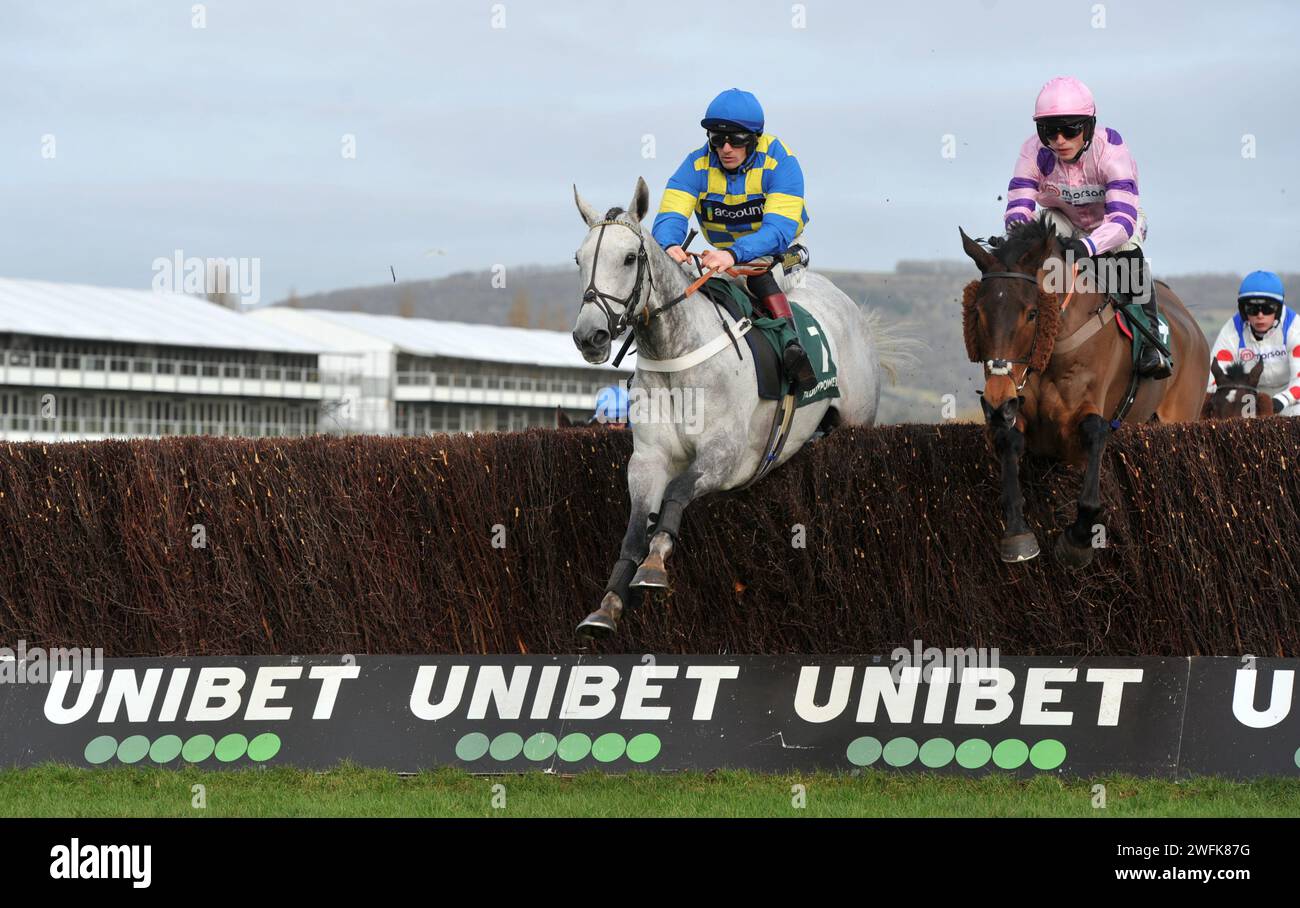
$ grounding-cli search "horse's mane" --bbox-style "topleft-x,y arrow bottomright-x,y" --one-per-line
996,218 -> 1056,270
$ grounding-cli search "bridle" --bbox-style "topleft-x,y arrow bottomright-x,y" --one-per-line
580,218 -> 655,341
977,264 -> 1078,392
579,218 -> 774,369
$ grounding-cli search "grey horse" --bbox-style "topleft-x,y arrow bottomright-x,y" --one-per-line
571,177 -> 904,638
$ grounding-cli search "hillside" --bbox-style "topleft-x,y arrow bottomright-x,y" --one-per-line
273,265 -> 1296,424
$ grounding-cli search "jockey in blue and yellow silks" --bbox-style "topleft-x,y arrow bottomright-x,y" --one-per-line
651,88 -> 816,393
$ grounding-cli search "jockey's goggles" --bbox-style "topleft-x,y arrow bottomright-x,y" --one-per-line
708,130 -> 755,149
1035,117 -> 1089,143
1242,300 -> 1282,317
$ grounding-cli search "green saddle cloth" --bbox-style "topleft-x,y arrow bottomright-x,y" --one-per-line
704,278 -> 840,406
1114,297 -> 1171,368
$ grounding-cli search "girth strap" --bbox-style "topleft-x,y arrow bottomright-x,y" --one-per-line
1052,300 -> 1116,355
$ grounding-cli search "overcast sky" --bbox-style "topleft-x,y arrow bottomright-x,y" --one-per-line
1,0 -> 1296,304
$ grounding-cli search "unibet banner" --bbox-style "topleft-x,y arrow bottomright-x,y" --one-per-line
0,655 -> 1297,778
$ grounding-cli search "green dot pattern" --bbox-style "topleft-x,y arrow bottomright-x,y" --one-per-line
215,733 -> 248,762
1029,739 -> 1067,770
247,733 -> 282,762
557,733 -> 592,762
846,736 -> 882,766
448,731 -> 661,765
523,733 -> 558,761
993,738 -> 1030,769
956,738 -> 992,769
84,735 -> 117,765
591,733 -> 626,763
847,737 -> 1067,772
455,732 -> 490,761
116,735 -> 150,764
85,732 -> 283,766
919,738 -> 955,768
489,733 -> 524,761
625,733 -> 661,764
181,734 -> 215,763
149,735 -> 183,764
883,737 -> 919,767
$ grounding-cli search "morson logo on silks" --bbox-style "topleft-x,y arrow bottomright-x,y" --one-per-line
1,656 -> 1297,778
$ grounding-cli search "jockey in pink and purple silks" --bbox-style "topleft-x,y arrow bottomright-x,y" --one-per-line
1003,76 -> 1170,378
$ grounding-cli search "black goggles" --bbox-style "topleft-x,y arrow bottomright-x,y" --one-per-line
1242,299 -> 1282,317
1036,118 -> 1089,142
708,131 -> 755,149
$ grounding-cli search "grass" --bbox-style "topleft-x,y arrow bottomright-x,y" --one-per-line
2,764 -> 1298,817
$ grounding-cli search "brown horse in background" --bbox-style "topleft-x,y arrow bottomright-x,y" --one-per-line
1203,360 -> 1277,419
959,219 -> 1210,567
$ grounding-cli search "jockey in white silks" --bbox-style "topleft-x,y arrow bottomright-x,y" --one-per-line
1207,271 -> 1300,416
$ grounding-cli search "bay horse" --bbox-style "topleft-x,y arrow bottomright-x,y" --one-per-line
1203,360 -> 1277,419
571,177 -> 905,637
959,219 -> 1210,567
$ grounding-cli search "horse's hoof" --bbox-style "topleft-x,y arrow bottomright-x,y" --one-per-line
631,561 -> 669,590
1054,533 -> 1095,570
576,594 -> 623,640
576,607 -> 618,640
999,532 -> 1040,563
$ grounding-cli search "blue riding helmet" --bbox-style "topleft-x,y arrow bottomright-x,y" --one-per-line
1238,270 -> 1286,320
700,88 -> 764,134
1238,270 -> 1285,303
593,385 -> 629,423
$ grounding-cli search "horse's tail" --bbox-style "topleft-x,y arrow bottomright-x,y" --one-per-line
860,309 -> 923,386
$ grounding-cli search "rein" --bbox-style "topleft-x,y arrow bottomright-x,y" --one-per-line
580,218 -> 775,370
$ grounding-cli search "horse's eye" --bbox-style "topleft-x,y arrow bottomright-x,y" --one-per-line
574,254 -> 579,267
624,253 -> 636,266
1026,309 -> 1038,322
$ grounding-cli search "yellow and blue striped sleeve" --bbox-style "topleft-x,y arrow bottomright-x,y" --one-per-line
651,149 -> 706,250
730,138 -> 807,263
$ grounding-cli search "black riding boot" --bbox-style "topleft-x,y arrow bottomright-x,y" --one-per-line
1107,248 -> 1171,379
749,270 -> 816,394
1134,294 -> 1172,378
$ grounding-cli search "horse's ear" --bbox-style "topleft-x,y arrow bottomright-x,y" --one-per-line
630,177 -> 650,223
959,228 -> 997,273
1211,360 -> 1227,386
1249,358 -> 1265,384
1041,222 -> 1060,259
556,407 -> 572,428
574,185 -> 601,227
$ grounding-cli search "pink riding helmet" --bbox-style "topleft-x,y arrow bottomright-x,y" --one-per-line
1033,76 -> 1096,119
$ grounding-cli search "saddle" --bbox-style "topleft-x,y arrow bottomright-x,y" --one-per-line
694,277 -> 841,406
696,279 -> 785,400
1111,282 -> 1172,371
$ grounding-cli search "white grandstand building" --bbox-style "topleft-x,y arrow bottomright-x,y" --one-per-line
0,278 -> 632,441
